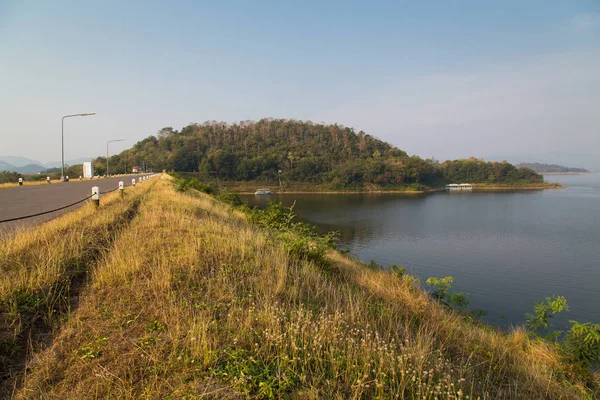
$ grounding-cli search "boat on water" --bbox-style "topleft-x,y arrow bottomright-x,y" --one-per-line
255,188 -> 271,195
446,183 -> 472,191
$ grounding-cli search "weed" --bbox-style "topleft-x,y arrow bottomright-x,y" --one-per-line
147,318 -> 165,333
74,336 -> 109,361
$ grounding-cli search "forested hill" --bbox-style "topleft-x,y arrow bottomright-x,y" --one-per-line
106,119 -> 543,189
516,163 -> 589,173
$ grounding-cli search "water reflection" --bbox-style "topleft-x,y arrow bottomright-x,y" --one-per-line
241,174 -> 600,329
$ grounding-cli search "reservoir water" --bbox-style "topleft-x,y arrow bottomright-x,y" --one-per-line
242,173 -> 600,330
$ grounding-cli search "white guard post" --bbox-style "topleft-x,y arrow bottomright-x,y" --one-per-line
132,178 -> 136,186
18,177 -> 23,186
119,181 -> 124,197
92,186 -> 100,208
47,176 -> 51,183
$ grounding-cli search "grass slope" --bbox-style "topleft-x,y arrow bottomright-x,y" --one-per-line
1,178 -> 595,399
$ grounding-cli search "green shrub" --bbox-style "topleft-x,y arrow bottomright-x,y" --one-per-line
525,295 -> 568,333
217,192 -> 243,207
246,202 -> 338,265
564,321 -> 600,369
390,264 -> 406,278
426,276 -> 454,301
0,171 -> 22,184
426,276 -> 470,310
174,177 -> 216,194
525,296 -> 600,382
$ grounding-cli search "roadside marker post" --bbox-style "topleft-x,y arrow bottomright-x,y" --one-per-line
18,178 -> 23,186
119,181 -> 124,197
132,178 -> 136,187
47,176 -> 51,184
92,186 -> 100,208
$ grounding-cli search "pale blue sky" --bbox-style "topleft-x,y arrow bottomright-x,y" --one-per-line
1,1 -> 599,165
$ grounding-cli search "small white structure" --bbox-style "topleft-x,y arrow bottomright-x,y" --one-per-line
83,161 -> 94,179
255,188 -> 271,195
446,183 -> 472,191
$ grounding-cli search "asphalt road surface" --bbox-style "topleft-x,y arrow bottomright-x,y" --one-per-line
0,174 -> 153,236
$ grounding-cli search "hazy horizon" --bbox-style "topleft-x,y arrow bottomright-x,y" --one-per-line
1,1 -> 598,166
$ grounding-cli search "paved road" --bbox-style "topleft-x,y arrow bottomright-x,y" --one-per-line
0,174 -> 153,235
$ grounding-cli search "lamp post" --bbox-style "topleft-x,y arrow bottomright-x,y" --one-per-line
62,112 -> 96,181
106,139 -> 125,177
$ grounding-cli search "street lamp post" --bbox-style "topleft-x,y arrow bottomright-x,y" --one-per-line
62,112 -> 96,181
106,139 -> 125,177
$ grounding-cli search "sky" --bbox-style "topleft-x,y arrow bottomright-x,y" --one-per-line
1,0 -> 599,166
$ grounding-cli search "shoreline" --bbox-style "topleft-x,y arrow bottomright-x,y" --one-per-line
236,184 -> 564,195
541,172 -> 593,175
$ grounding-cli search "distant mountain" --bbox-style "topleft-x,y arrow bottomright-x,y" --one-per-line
16,164 -> 47,174
0,160 -> 47,174
516,163 -> 589,173
0,156 -> 92,173
0,160 -> 16,172
486,153 -> 600,172
0,156 -> 43,168
43,157 -> 93,168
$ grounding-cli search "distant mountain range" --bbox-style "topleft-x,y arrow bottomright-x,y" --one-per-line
486,152 -> 600,172
516,163 -> 589,173
0,156 -> 92,174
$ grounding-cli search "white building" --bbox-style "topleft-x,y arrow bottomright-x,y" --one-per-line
83,161 -> 94,178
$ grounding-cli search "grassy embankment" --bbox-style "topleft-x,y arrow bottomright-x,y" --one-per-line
0,181 -> 152,396
1,177 -> 595,399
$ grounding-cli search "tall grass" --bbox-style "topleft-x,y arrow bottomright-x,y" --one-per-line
0,182 -> 153,396
3,178 -> 595,399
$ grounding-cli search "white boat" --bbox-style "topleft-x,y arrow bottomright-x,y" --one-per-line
255,188 -> 271,195
446,183 -> 472,191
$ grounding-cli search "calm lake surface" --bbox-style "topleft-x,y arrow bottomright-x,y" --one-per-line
242,173 -> 600,329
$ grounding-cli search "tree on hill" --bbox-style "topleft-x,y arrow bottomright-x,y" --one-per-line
94,119 -> 543,189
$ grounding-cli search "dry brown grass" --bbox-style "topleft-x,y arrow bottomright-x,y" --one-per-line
0,180 -> 63,189
1,178 -> 594,399
0,182 -> 154,396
